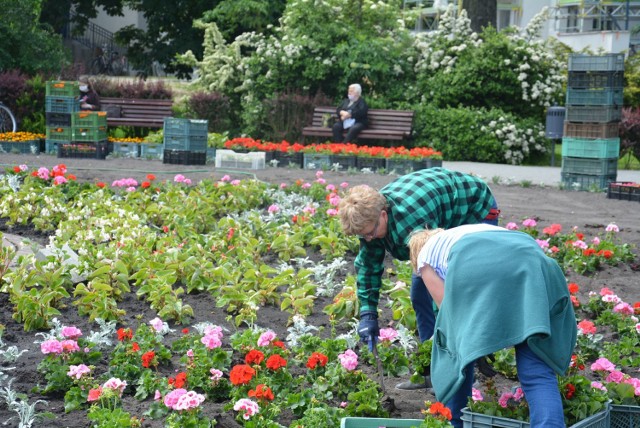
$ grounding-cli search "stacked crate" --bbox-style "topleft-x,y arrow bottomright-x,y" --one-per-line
45,81 -> 80,154
58,111 -> 110,159
162,118 -> 208,165
562,53 -> 624,191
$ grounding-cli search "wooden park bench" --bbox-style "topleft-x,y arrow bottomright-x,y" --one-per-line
302,106 -> 414,142
101,97 -> 173,128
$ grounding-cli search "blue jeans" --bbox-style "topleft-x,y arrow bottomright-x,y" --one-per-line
411,199 -> 499,342
445,342 -> 565,428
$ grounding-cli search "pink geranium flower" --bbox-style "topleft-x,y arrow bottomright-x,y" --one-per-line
257,330 -> 276,347
234,398 -> 260,420
338,349 -> 358,371
61,326 -> 82,340
378,328 -> 398,343
41,339 -> 63,355
591,357 -> 616,372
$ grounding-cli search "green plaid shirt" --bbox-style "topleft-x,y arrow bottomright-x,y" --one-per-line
355,167 -> 495,313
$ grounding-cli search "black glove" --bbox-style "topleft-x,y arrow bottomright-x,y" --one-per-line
476,354 -> 497,377
357,311 -> 379,345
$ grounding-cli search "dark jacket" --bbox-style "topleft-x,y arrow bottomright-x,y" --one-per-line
336,97 -> 368,126
80,90 -> 101,111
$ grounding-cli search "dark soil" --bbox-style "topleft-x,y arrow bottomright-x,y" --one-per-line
0,154 -> 639,427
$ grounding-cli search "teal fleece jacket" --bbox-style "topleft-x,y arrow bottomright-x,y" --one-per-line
430,230 -> 577,404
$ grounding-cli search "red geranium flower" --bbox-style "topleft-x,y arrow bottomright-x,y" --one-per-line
96,182 -> 105,188
266,354 -> 287,371
182,328 -> 189,334
141,181 -> 151,189
567,283 -> 579,294
428,402 -> 452,420
565,383 -> 576,399
131,342 -> 140,352
146,174 -> 156,181
142,350 -> 156,368
229,364 -> 256,386
12,166 -> 20,173
117,328 -> 133,341
272,340 -> 285,349
245,349 -> 265,365
248,384 -> 274,402
306,352 -> 329,370
168,372 -> 187,388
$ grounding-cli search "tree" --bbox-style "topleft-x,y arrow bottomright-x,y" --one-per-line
201,0 -> 286,41
462,0 -> 496,33
0,0 -> 68,75
40,0 -> 125,37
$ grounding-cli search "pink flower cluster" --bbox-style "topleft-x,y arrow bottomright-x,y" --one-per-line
338,349 -> 358,371
103,377 -> 127,397
257,330 -> 276,347
577,319 -> 597,335
112,178 -> 138,188
149,317 -> 169,333
174,174 -> 192,185
67,364 -> 91,379
378,328 -> 398,343
163,388 -> 205,411
233,398 -> 260,420
498,387 -> 525,408
591,357 -> 640,396
61,326 -> 82,340
201,325 -> 224,350
40,338 -> 80,355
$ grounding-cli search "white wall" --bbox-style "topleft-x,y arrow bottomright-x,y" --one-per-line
553,31 -> 631,54
94,6 -> 146,34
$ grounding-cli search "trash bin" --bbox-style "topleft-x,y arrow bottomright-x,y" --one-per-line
545,106 -> 565,139
546,106 -> 565,166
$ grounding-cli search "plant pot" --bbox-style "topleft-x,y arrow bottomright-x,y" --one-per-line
273,151 -> 303,168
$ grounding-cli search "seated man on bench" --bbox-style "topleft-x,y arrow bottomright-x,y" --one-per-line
332,83 -> 368,143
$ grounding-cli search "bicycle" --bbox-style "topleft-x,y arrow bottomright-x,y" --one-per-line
90,44 -> 128,76
0,101 -> 17,133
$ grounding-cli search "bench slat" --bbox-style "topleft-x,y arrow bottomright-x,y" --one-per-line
101,97 -> 173,129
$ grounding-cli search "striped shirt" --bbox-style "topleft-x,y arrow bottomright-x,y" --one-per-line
417,224 -> 502,280
355,168 -> 496,313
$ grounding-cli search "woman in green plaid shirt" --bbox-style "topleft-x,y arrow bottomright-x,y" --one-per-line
338,167 -> 499,389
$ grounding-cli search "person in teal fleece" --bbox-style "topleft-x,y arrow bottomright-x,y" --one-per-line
408,224 -> 577,428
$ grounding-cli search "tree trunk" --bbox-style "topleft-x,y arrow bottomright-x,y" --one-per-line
462,0 -> 497,33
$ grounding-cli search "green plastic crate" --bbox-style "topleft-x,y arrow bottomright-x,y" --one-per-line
568,53 -> 625,72
45,139 -> 63,154
561,138 -> 620,159
72,126 -> 108,142
163,117 -> 208,137
340,417 -> 424,428
561,156 -> 618,176
610,404 -> 640,428
46,81 -> 80,97
330,155 -> 358,170
72,111 -> 108,127
561,172 -> 617,191
0,141 -> 40,154
46,126 -> 73,141
273,151 -> 303,168
567,71 -> 624,89
356,157 -> 386,171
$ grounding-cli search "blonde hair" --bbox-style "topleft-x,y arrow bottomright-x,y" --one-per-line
338,185 -> 387,235
408,228 -> 444,271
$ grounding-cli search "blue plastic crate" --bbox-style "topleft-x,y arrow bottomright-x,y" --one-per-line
303,153 -> 332,170
561,138 -> 620,159
567,71 -> 624,89
569,53 -> 625,72
565,105 -> 621,123
163,134 -> 207,151
566,88 -> 623,106
111,142 -> 140,158
356,157 -> 386,170
561,172 -> 617,191
0,141 -> 40,154
610,404 -> 640,428
45,96 -> 80,114
461,404 -> 610,427
139,143 -> 163,160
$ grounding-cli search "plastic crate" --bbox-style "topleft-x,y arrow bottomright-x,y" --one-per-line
46,81 -> 79,97
163,117 -> 208,137
57,141 -> 110,160
565,105 -> 621,123
561,172 -> 617,191
0,141 -> 40,154
607,182 -> 640,202
273,151 -> 303,168
163,134 -> 208,151
46,126 -> 73,141
206,147 -> 216,162
303,153 -> 332,170
45,139 -> 63,154
561,156 -> 618,176
563,122 -> 619,139
163,150 -> 207,165
330,155 -> 358,170
111,142 -> 140,158
72,126 -> 108,142
566,88 -> 623,106
610,404 -> 640,428
215,149 -> 266,169
356,157 -> 386,170
561,137 -> 620,159
72,111 -> 108,127
461,405 -> 610,428
45,96 -> 80,114
45,112 -> 72,127
139,143 -> 163,160
340,417 -> 424,427
385,159 -> 418,175
568,53 -> 625,72
568,71 -> 624,89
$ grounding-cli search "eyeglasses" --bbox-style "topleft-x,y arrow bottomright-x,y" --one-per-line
358,213 -> 381,241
